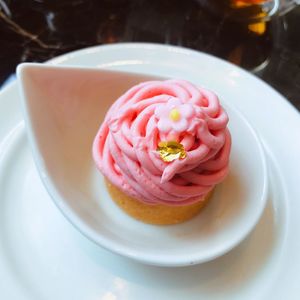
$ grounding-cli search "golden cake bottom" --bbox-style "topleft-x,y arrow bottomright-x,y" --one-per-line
105,180 -> 213,225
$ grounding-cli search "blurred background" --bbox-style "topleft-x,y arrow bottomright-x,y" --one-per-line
0,0 -> 299,109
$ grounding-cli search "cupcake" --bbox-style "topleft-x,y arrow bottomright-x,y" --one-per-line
93,79 -> 231,225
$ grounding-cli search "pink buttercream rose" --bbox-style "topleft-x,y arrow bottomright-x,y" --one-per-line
93,80 -> 231,206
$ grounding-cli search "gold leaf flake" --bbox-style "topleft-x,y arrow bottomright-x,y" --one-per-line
157,141 -> 187,162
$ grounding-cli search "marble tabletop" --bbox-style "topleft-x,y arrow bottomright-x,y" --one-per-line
0,0 -> 299,110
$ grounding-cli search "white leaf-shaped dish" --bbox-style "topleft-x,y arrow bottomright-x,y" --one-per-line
17,63 -> 267,266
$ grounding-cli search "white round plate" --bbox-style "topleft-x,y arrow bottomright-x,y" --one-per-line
0,43 -> 299,299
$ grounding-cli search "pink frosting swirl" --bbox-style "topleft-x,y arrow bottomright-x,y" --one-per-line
93,80 -> 231,206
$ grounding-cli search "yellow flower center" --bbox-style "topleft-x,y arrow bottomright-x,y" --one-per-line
169,108 -> 181,122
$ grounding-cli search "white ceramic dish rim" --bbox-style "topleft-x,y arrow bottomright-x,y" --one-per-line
16,45 -> 268,267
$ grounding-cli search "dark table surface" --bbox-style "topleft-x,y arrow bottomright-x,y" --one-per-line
0,0 -> 299,110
